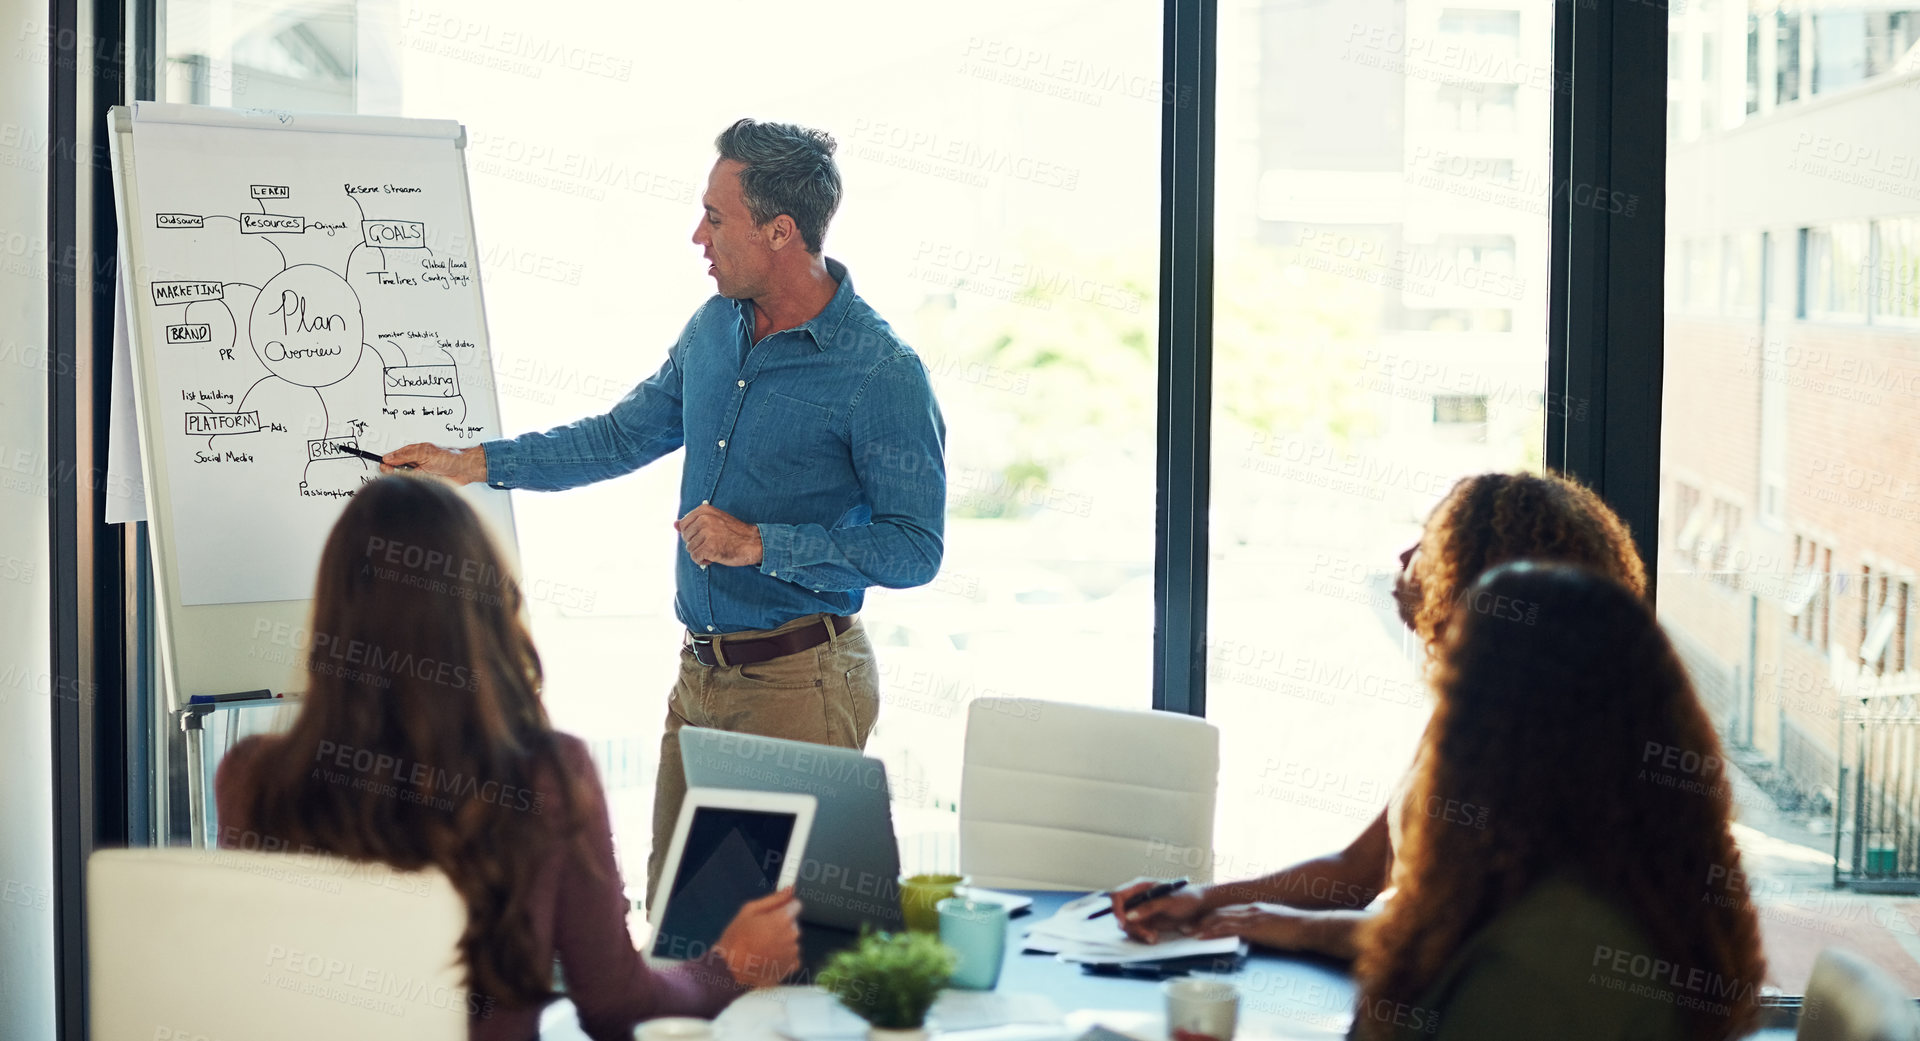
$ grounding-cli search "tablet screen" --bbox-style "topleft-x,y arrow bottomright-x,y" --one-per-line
650,807 -> 798,960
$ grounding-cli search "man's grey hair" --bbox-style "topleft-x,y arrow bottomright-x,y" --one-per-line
714,118 -> 842,254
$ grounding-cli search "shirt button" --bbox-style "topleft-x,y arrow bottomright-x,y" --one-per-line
701,499 -> 709,505
718,439 -> 727,448
706,625 -> 715,632
737,380 -> 746,388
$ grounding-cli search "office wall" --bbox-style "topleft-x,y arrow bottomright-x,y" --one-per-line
0,0 -> 57,1035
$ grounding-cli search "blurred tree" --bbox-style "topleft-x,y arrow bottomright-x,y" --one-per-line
911,237 -> 1386,519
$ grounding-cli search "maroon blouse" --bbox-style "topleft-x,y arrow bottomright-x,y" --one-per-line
215,731 -> 748,1041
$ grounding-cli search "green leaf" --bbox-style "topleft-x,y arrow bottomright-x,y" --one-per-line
815,931 -> 958,1030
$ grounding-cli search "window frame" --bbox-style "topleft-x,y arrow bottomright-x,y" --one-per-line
45,0 -> 1673,1034
1870,216 -> 1920,325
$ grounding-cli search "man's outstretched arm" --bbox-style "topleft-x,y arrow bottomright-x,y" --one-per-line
386,310 -> 702,488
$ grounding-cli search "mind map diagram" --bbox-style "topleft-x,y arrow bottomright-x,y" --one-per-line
148,180 -> 490,500
127,115 -> 512,607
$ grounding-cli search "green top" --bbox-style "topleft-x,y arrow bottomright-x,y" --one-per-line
1362,877 -> 1698,1041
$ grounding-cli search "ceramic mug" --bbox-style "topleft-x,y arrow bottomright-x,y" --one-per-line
634,1017 -> 715,1041
938,896 -> 1010,989
1164,978 -> 1238,1041
898,873 -> 969,933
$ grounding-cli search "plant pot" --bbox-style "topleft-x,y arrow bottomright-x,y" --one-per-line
867,1026 -> 929,1041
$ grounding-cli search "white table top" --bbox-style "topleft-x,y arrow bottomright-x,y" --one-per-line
539,891 -> 1357,1041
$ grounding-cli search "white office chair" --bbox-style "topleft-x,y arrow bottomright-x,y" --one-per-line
959,697 -> 1220,890
1797,947 -> 1920,1041
89,848 -> 467,1041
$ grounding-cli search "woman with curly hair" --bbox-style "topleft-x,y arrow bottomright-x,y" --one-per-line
1112,471 -> 1647,959
1352,562 -> 1763,1040
1394,470 -> 1646,663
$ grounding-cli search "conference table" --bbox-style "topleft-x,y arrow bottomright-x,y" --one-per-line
540,891 -> 1359,1041
537,889 -> 1807,1041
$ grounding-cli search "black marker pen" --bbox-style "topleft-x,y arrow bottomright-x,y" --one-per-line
335,444 -> 415,469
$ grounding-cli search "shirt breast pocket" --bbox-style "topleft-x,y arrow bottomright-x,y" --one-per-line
748,391 -> 839,482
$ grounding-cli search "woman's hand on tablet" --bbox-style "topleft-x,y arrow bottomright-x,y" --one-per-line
716,887 -> 802,988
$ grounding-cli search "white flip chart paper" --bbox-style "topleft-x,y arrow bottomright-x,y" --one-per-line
127,104 -> 505,604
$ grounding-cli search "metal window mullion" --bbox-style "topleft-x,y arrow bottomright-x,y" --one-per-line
52,1 -> 140,1037
1153,0 -> 1215,718
1548,0 -> 1668,600
48,0 -> 89,1034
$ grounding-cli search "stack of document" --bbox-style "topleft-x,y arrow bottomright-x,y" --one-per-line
1023,893 -> 1246,966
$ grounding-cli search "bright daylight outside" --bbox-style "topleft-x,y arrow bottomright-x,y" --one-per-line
160,0 -> 1546,931
1661,0 -> 1920,995
162,0 -> 1160,890
159,0 -> 1920,1001
1205,0 -> 1550,888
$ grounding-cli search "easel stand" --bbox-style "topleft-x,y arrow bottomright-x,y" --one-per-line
178,694 -> 291,847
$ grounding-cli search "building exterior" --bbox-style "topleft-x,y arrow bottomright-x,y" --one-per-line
1233,0 -> 1553,514
1661,3 -> 1920,836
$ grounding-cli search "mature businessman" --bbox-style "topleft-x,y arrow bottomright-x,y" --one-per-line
388,118 -> 948,902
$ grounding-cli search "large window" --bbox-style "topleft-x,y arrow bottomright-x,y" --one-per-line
1802,223 -> 1870,320
1873,217 -> 1920,323
42,0 -> 1904,1031
1204,0 -> 1552,879
1665,0 -> 1920,994
160,0 -> 1161,885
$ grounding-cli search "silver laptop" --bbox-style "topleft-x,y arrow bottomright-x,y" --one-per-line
678,727 -> 907,934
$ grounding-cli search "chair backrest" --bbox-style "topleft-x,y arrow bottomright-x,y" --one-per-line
959,697 -> 1219,890
1798,947 -> 1920,1041
89,848 -> 468,1041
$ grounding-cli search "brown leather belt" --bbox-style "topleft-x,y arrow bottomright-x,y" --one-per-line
687,615 -> 853,668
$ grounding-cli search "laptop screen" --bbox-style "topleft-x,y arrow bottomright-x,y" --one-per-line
650,807 -> 798,961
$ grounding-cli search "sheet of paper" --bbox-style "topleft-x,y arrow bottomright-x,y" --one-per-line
931,992 -> 1061,1030
1023,892 -> 1242,964
967,886 -> 1036,916
106,266 -> 149,524
126,109 -> 506,604
780,990 -> 865,1041
782,990 -> 1062,1041
1031,913 -> 1136,946
1055,936 -> 1245,965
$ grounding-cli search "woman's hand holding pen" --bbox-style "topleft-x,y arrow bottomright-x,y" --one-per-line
1107,877 -> 1208,943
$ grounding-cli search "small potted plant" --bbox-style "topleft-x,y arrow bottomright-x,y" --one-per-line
816,930 -> 957,1041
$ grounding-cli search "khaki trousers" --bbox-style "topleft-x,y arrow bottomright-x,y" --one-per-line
645,613 -> 879,907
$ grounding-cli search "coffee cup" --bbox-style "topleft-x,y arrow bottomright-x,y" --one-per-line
1164,978 -> 1238,1041
634,1017 -> 714,1041
938,896 -> 1010,989
898,873 -> 968,933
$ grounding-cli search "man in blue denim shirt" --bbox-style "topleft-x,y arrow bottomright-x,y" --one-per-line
389,119 -> 947,902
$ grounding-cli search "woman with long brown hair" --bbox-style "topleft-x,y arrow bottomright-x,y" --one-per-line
216,475 -> 799,1041
1114,471 -> 1648,957
1353,562 -> 1764,1040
